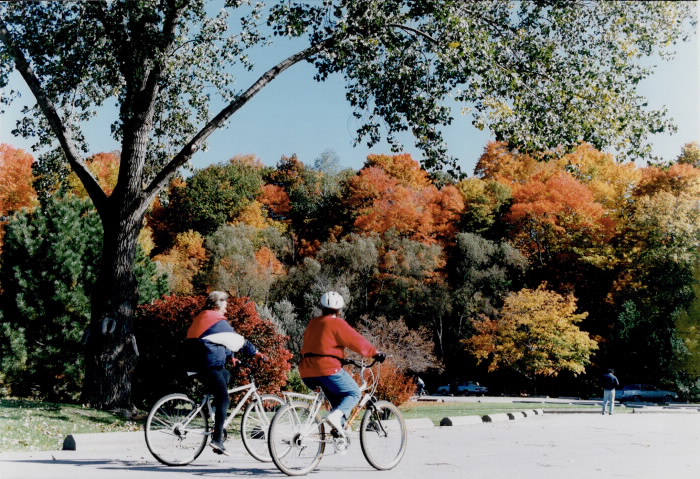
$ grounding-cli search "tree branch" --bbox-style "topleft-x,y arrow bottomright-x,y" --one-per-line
0,16 -> 108,212
387,23 -> 439,44
140,35 -> 338,212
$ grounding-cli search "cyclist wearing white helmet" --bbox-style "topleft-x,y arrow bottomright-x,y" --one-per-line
299,291 -> 386,437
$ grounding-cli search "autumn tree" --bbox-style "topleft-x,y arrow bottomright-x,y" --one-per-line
506,171 -> 615,267
0,143 -> 37,216
465,285 -> 598,380
610,175 -> 700,384
203,224 -> 286,304
0,143 -> 37,252
456,176 -> 512,236
347,155 -> 465,244
66,151 -> 120,198
1,1 -> 694,408
153,230 -> 208,295
162,156 -> 265,240
676,142 -> 700,168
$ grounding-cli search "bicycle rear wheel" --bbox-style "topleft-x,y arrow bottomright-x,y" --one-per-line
241,393 -> 285,462
359,400 -> 407,470
268,402 -> 325,476
144,393 -> 209,466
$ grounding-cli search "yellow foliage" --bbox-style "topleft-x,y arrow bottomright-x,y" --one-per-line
233,201 -> 270,229
465,285 -> 598,378
153,230 -> 208,295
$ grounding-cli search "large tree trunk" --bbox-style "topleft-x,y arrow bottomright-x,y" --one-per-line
81,202 -> 145,409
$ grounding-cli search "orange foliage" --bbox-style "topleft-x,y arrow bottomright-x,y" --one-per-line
347,156 -> 464,244
255,246 -> 286,276
555,143 -> 640,210
507,171 -> 615,254
367,360 -> 416,406
67,151 -> 120,197
0,143 -> 37,216
153,230 -> 209,295
260,184 -> 292,217
364,153 -> 432,188
474,141 -> 550,184
634,163 -> 700,198
0,144 -> 38,253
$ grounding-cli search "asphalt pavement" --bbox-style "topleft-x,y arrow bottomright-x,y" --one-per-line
1,406 -> 699,479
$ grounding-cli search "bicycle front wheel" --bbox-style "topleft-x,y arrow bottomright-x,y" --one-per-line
144,393 -> 209,466
241,393 -> 285,462
268,401 -> 325,476
359,400 -> 407,470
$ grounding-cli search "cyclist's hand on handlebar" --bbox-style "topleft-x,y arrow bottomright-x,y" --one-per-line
373,351 -> 387,363
255,351 -> 269,362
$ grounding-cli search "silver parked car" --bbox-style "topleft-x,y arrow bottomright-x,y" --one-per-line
618,384 -> 678,403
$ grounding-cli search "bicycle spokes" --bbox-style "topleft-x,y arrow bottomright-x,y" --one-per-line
359,401 -> 407,470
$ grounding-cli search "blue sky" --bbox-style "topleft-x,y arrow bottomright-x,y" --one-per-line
1,21 -> 698,176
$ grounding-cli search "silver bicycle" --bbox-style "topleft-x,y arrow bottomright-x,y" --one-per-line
267,357 -> 407,476
144,364 -> 284,466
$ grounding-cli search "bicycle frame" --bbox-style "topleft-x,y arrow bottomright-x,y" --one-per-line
222,382 -> 259,429
282,358 -> 378,436
173,381 -> 261,436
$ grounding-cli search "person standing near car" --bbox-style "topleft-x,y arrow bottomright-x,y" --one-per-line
601,369 -> 619,415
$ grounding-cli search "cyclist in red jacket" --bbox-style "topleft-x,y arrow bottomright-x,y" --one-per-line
299,292 -> 385,437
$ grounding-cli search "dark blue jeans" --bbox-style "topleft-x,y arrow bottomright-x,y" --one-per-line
303,369 -> 361,420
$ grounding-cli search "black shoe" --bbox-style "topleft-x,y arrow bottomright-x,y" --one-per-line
210,439 -> 230,456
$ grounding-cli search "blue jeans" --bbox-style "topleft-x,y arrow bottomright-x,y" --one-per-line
303,369 -> 361,420
602,389 -> 616,414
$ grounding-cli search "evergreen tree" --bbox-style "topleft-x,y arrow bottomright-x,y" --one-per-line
0,194 -> 167,401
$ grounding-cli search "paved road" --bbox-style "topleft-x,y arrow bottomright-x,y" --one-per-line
1,412 -> 699,479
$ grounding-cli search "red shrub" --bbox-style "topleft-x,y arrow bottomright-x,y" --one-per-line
349,359 -> 416,406
373,360 -> 417,406
134,294 -> 292,407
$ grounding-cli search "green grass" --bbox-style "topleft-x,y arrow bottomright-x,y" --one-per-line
0,398 -> 142,452
399,400 -> 626,424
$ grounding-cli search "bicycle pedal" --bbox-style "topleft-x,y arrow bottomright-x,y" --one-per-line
333,437 -> 349,455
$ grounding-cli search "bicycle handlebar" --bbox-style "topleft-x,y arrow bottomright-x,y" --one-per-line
342,355 -> 389,369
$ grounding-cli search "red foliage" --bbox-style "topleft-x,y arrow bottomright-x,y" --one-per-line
358,360 -> 416,406
134,294 -> 292,406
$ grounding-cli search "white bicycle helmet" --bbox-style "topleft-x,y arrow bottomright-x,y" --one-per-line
320,291 -> 345,310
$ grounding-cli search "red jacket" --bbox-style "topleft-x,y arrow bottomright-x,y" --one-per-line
299,314 -> 378,378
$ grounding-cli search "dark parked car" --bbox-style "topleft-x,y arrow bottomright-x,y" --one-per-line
434,381 -> 488,396
618,384 -> 678,403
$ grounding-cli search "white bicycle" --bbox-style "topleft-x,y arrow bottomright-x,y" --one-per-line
267,357 -> 407,476
144,362 -> 284,466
